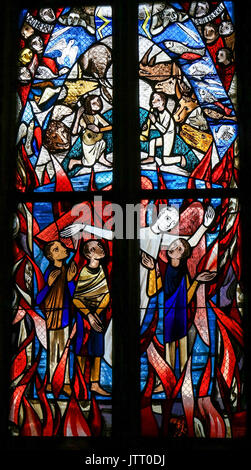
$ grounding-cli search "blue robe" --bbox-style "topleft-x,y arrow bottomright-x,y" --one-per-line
164,263 -> 187,343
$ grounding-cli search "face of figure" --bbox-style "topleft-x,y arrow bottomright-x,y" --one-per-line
49,242 -> 69,262
219,21 -> 234,36
162,8 -> 178,22
68,12 -> 80,25
19,48 -> 33,65
195,2 -> 209,17
217,49 -> 230,64
151,93 -> 165,110
85,241 -> 105,260
167,239 -> 185,260
156,207 -> 179,233
203,25 -> 218,43
39,8 -> 56,23
30,36 -> 44,54
90,96 -> 102,113
21,23 -> 34,39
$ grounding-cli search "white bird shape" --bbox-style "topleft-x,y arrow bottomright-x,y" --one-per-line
47,38 -> 79,67
34,65 -> 69,80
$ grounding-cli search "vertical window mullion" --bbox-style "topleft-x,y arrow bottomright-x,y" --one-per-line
112,0 -> 141,441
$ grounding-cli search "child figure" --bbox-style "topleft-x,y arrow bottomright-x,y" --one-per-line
73,240 -> 111,396
142,238 -> 216,390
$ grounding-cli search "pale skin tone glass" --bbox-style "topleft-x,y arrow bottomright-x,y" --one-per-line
47,241 -> 77,283
21,23 -> 35,39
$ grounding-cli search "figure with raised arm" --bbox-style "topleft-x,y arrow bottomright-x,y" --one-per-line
142,237 -> 216,386
60,203 -> 215,366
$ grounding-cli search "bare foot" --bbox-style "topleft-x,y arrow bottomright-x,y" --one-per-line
142,156 -> 155,165
103,160 -> 113,167
62,384 -> 72,396
99,155 -> 113,167
180,155 -> 187,168
90,382 -> 111,396
153,383 -> 164,394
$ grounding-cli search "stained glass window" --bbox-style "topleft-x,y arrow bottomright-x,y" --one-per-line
10,200 -> 113,436
16,6 -> 113,192
139,2 -> 238,190
9,4 -> 114,438
140,197 -> 245,437
138,1 -> 246,439
1,0 -> 249,456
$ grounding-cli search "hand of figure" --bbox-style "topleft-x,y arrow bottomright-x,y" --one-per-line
88,313 -> 104,333
87,124 -> 100,133
149,113 -> 156,124
196,271 -> 217,283
141,251 -> 155,270
67,261 -> 77,281
203,205 -> 215,227
142,123 -> 148,131
68,159 -> 79,171
48,269 -> 61,286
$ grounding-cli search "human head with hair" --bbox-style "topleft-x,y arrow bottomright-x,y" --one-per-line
167,238 -> 191,262
203,23 -> 219,44
80,94 -> 103,115
21,22 -> 34,39
82,239 -> 106,261
28,34 -> 44,54
39,8 -> 56,23
193,1 -> 209,18
150,91 -> 168,111
216,47 -> 233,66
19,48 -> 33,66
151,206 -> 179,234
219,21 -> 234,37
44,240 -> 69,264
